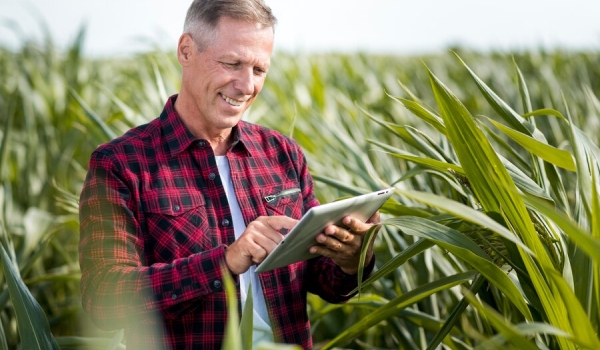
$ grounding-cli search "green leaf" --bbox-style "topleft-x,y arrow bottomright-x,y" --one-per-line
0,90 -> 14,175
55,336 -> 126,350
453,53 -> 542,140
427,62 -> 571,339
397,189 -> 533,255
241,280 -> 253,350
522,193 -> 600,263
592,160 -> 600,331
257,343 -> 301,350
0,320 -> 9,350
321,271 -> 477,350
310,294 -> 389,321
427,275 -> 487,350
310,175 -> 369,196
347,238 -> 434,295
385,216 -> 532,320
106,329 -> 124,350
486,118 -> 576,171
545,269 -> 600,348
389,94 -> 447,135
356,225 -> 378,295
0,245 -> 59,350
222,265 -> 242,350
462,288 -> 542,350
69,88 -> 117,141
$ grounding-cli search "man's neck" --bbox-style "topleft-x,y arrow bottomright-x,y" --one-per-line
174,95 -> 233,156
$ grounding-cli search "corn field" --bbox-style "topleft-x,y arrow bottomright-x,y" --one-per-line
1,26 -> 600,349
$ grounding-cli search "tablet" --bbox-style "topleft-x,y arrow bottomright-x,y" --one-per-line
255,188 -> 394,273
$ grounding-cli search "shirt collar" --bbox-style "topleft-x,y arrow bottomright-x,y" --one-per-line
160,94 -> 254,158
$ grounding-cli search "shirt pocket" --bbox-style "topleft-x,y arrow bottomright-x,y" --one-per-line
141,190 -> 211,263
260,184 -> 304,220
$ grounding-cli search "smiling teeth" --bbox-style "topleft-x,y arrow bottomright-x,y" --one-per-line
221,94 -> 243,107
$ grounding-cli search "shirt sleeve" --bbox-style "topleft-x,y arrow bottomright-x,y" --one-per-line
79,149 -> 231,330
306,254 -> 375,303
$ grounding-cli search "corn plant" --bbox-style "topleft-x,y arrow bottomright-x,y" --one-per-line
305,55 -> 600,349
2,22 -> 600,349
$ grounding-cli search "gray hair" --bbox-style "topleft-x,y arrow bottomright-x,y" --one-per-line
183,0 -> 277,51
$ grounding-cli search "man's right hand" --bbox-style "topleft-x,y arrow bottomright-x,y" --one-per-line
224,216 -> 298,275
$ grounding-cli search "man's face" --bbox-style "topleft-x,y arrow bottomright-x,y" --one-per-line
180,16 -> 274,134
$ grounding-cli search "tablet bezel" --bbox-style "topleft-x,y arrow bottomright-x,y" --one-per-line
255,188 -> 393,273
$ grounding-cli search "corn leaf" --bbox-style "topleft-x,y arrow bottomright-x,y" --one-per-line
311,294 -> 389,321
241,281 -> 253,350
69,88 -> 117,141
462,288 -> 544,350
397,189 -> 532,255
0,245 -> 59,350
321,271 -> 477,350
385,216 -> 532,320
55,337 -> 126,350
546,269 -> 600,348
427,62 -> 572,345
222,265 -> 241,350
348,238 -> 434,295
486,118 -> 576,171
593,161 -> 600,329
389,95 -> 447,135
454,53 -> 543,141
522,193 -> 600,264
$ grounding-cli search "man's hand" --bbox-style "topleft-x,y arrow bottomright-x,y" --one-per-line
225,216 -> 298,275
309,211 -> 381,275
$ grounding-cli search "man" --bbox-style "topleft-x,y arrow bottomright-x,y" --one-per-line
79,0 -> 378,349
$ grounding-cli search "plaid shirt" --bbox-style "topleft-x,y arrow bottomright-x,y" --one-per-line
79,95 -> 373,350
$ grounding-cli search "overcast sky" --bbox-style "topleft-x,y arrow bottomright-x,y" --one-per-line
1,0 -> 600,56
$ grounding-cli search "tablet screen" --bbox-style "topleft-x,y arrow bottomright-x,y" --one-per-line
255,188 -> 393,273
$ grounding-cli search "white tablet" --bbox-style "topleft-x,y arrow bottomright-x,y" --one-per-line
255,188 -> 394,273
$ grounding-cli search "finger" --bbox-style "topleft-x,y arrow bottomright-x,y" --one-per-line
245,240 -> 269,264
315,233 -> 355,252
367,210 -> 381,224
226,239 -> 268,274
310,244 -> 337,257
245,219 -> 285,244
258,215 -> 298,231
341,215 -> 373,236
251,232 -> 282,253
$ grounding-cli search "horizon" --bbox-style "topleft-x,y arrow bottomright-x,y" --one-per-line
1,0 -> 600,57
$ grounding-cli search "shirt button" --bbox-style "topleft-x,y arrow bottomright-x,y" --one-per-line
222,219 -> 230,227
171,293 -> 177,300
212,280 -> 222,289
173,205 -> 180,212
197,141 -> 206,147
208,172 -> 216,180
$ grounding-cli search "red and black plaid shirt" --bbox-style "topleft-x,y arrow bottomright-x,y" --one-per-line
79,95 -> 373,350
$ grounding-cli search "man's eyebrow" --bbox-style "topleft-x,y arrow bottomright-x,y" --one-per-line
217,54 -> 270,67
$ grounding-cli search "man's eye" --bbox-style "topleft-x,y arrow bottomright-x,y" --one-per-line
254,68 -> 267,76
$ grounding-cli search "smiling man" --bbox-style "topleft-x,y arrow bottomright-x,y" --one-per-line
78,1 -> 378,349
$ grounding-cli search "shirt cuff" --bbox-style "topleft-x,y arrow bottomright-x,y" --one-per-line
189,245 -> 238,294
333,254 -> 376,283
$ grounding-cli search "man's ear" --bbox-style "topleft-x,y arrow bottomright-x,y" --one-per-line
177,34 -> 195,66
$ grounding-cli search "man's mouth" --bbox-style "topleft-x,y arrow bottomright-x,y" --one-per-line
220,93 -> 243,107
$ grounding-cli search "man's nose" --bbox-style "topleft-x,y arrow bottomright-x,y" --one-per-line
234,68 -> 254,95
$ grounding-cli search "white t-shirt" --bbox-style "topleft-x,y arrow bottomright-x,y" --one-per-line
215,156 -> 274,347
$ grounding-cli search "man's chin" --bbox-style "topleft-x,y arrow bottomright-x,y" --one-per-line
214,116 -> 243,130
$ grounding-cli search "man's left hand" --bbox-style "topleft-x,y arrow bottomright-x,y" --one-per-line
309,211 -> 380,275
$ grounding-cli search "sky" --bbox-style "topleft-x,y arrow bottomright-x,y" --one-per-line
1,0 -> 600,56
